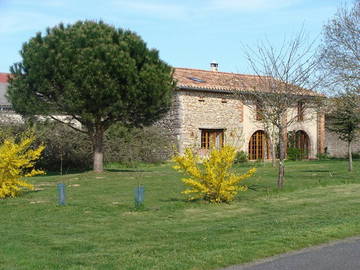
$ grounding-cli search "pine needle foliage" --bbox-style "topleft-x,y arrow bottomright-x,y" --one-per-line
173,146 -> 256,203
0,135 -> 45,198
7,20 -> 175,172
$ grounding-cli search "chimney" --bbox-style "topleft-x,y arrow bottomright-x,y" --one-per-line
210,61 -> 218,72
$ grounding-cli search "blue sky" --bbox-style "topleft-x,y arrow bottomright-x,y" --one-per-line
0,0 -> 349,74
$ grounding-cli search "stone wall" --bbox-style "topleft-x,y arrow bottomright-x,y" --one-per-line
0,112 -> 23,123
317,112 -> 326,155
325,131 -> 360,157
155,93 -> 182,150
177,90 -> 244,154
158,89 -> 324,158
242,103 -> 320,159
286,107 -> 320,159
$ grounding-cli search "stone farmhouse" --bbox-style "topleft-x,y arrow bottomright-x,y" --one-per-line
160,64 -> 325,160
0,67 -> 358,159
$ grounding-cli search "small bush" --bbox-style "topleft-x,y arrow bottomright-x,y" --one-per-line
35,122 -> 92,172
105,124 -> 175,166
317,152 -> 330,160
0,134 -> 45,198
234,150 -> 248,163
0,121 -> 92,172
172,146 -> 256,203
0,121 -> 175,172
287,147 -> 301,161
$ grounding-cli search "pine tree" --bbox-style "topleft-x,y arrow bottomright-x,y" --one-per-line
7,21 -> 175,172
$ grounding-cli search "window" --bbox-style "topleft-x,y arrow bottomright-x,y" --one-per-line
201,129 -> 224,149
297,101 -> 304,121
255,104 -> 263,120
0,105 -> 13,112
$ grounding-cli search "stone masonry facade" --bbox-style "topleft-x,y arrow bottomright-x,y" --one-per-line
177,90 -> 244,155
159,90 -> 324,159
158,67 -> 326,159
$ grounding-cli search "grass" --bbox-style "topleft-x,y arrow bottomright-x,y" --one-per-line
1,160 -> 360,270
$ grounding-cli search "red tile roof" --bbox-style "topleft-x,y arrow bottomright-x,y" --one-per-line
0,69 -> 320,96
173,67 -> 268,92
0,73 -> 10,83
173,67 -> 319,96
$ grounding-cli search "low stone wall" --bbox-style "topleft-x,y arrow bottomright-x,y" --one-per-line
154,93 -> 182,150
325,131 -> 360,157
0,112 -> 23,123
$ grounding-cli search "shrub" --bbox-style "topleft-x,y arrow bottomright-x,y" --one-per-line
234,150 -> 248,163
34,122 -> 92,172
0,134 -> 45,198
317,152 -> 330,160
287,147 -> 301,161
105,124 -> 175,166
0,121 -> 92,173
172,146 -> 256,203
0,121 -> 175,172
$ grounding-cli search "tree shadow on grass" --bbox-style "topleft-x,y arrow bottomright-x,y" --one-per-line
301,170 -> 331,173
38,169 -> 89,177
105,169 -> 151,173
159,197 -> 184,203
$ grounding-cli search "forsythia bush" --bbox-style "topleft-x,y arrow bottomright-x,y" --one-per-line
0,136 -> 45,198
173,146 -> 256,203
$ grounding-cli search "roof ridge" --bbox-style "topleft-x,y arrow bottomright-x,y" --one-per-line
173,67 -> 266,78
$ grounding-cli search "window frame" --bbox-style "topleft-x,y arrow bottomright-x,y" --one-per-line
200,129 -> 224,149
255,104 -> 263,121
297,101 -> 305,122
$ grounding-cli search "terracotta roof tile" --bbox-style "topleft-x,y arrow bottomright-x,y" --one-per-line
0,73 -> 9,83
173,67 -> 319,96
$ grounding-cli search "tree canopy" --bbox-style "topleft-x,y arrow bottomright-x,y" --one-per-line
240,31 -> 322,188
7,20 -> 175,172
326,92 -> 360,171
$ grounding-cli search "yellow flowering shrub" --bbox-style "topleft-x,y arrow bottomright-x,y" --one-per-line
173,145 -> 256,203
0,136 -> 45,198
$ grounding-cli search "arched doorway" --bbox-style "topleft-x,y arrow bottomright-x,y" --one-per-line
287,130 -> 310,159
295,130 -> 310,159
248,130 -> 269,160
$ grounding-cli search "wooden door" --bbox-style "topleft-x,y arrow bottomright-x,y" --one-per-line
248,130 -> 269,160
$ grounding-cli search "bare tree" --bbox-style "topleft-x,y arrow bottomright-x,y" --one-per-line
319,0 -> 360,92
319,1 -> 360,172
326,91 -> 360,172
238,31 -> 323,188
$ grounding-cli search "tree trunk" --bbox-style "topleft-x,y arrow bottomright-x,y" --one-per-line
277,127 -> 286,189
60,151 -> 63,176
348,140 -> 353,172
270,138 -> 276,168
92,126 -> 104,173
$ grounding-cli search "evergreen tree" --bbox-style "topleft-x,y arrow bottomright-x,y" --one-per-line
7,21 -> 175,172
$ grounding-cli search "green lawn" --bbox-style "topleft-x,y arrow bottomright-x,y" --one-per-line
1,160 -> 360,270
